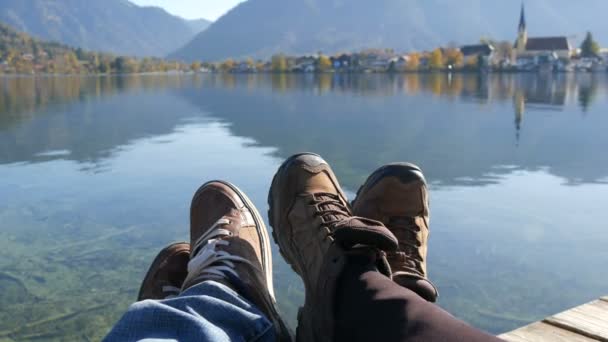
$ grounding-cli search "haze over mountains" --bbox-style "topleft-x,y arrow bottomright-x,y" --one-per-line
0,0 -> 211,57
172,0 -> 608,61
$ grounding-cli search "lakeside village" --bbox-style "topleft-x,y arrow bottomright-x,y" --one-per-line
209,6 -> 607,75
1,5 -> 607,76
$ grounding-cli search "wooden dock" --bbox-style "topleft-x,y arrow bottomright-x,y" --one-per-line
500,296 -> 608,342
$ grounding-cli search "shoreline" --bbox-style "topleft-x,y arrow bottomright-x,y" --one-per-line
1,69 -> 607,78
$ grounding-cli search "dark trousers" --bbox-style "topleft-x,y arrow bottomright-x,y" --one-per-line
335,256 -> 502,342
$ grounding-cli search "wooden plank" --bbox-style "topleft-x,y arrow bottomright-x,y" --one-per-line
600,296 -> 608,303
543,299 -> 608,342
500,321 -> 598,342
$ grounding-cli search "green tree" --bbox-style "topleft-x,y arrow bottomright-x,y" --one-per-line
113,56 -> 138,73
580,31 -> 600,57
388,60 -> 397,73
429,48 -> 444,70
75,47 -> 86,60
98,58 -> 112,73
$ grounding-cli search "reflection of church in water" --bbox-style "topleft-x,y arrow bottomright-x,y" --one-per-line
510,73 -> 601,144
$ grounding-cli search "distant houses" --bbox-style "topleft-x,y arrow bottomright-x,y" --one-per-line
205,4 -> 605,75
293,55 -> 317,72
460,44 -> 495,68
331,54 -> 352,70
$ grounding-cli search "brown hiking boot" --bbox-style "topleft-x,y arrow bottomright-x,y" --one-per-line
268,153 -> 398,342
352,163 -> 439,302
138,242 -> 190,301
184,181 -> 292,341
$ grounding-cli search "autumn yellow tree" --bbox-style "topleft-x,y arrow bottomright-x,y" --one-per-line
429,48 -> 444,70
271,54 -> 287,72
64,51 -> 80,73
191,61 -> 202,72
317,55 -> 332,72
5,49 -> 19,65
220,59 -> 235,72
444,48 -> 464,68
406,53 -> 421,71
465,56 -> 479,69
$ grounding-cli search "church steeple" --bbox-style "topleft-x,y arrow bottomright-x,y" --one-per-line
516,2 -> 528,52
518,3 -> 526,32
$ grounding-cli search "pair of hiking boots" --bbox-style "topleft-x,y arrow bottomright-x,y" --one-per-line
138,153 -> 438,341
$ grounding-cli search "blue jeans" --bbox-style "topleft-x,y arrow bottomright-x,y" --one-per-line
104,281 -> 276,342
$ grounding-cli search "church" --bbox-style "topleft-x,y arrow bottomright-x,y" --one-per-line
513,4 -> 572,62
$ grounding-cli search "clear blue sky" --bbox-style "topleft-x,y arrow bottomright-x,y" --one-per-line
130,0 -> 246,21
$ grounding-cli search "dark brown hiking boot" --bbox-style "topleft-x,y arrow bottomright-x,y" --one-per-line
184,181 -> 292,341
268,153 -> 398,342
353,163 -> 439,302
137,242 -> 190,301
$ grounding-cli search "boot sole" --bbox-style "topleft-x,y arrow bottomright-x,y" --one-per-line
195,180 -> 277,301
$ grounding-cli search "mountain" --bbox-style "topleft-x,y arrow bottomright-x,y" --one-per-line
0,0 -> 211,57
187,18 -> 212,34
0,22 -> 76,60
0,22 -> 189,75
171,0 -> 608,61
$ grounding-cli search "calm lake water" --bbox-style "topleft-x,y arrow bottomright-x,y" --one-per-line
1,73 -> 607,340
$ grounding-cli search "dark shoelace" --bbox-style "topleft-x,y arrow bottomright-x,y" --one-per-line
387,216 -> 425,275
312,192 -> 351,227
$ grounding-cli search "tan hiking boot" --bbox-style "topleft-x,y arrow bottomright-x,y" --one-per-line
138,242 -> 190,301
352,163 -> 439,302
268,153 -> 398,342
184,181 -> 292,341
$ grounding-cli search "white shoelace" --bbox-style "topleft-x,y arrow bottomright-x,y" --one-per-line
184,218 -> 253,287
162,286 -> 181,298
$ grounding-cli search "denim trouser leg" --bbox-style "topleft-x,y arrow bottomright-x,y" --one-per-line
104,281 -> 276,342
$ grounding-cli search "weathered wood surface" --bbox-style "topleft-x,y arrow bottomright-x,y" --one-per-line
500,297 -> 608,342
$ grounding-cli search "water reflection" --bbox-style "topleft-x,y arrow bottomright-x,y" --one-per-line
1,73 -> 606,187
0,76 -> 204,168
180,73 -> 608,187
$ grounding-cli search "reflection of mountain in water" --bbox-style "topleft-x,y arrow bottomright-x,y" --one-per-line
0,76 -> 207,167
1,73 -> 606,187
179,73 -> 608,188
